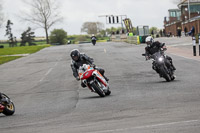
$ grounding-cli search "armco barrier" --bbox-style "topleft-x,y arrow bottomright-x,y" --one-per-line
111,34 -> 127,42
126,36 -> 140,45
111,35 -> 142,45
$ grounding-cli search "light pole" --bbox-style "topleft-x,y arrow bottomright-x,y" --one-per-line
188,0 -> 191,20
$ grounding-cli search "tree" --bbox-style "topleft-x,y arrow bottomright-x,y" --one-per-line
22,0 -> 63,44
0,0 -> 4,29
20,27 -> 36,46
5,20 -> 17,47
81,22 -> 104,34
50,29 -> 67,45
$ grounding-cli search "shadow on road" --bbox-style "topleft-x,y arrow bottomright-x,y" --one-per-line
81,95 -> 113,100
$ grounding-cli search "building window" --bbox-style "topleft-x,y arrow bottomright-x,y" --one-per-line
170,11 -> 176,17
190,5 -> 200,13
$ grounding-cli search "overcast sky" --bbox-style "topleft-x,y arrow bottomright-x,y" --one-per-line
0,0 -> 178,39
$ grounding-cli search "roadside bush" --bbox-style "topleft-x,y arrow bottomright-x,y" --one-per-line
50,29 -> 67,45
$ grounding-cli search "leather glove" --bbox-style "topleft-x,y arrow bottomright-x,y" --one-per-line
145,56 -> 149,60
76,76 -> 80,81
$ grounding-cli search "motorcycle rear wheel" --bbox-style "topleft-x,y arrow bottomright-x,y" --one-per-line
1,94 -> 15,116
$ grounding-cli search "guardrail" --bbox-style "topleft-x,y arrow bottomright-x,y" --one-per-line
111,34 -> 141,45
126,36 -> 140,44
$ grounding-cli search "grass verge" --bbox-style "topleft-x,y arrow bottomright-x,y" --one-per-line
0,56 -> 22,65
0,44 -> 50,56
0,44 -> 50,65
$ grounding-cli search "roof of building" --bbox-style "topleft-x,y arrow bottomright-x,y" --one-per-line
178,0 -> 200,8
168,9 -> 181,11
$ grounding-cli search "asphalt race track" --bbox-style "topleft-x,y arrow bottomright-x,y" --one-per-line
0,37 -> 200,133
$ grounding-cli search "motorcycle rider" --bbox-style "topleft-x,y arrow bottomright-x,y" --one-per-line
70,49 -> 109,88
91,34 -> 97,41
0,92 -> 7,103
91,34 -> 97,45
144,36 -> 176,73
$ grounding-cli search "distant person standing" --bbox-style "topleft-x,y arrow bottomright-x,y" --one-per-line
128,32 -> 133,36
177,27 -> 181,37
184,27 -> 188,36
151,30 -> 154,38
191,26 -> 195,37
189,26 -> 195,37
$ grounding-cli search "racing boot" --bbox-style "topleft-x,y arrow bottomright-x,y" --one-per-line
172,64 -> 176,70
171,63 -> 176,70
169,60 -> 176,70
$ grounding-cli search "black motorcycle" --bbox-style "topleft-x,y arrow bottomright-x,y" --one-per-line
91,36 -> 96,46
142,50 -> 175,82
0,93 -> 15,116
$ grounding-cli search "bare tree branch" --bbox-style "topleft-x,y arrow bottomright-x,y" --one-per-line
81,22 -> 104,35
0,0 -> 4,29
21,0 -> 63,44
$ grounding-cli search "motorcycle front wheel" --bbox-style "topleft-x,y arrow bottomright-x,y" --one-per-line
91,82 -> 105,97
159,66 -> 171,82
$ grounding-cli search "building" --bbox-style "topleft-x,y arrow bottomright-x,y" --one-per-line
164,0 -> 200,36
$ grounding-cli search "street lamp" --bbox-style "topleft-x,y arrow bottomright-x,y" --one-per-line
188,0 -> 190,20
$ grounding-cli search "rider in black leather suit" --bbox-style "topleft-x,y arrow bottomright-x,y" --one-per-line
145,36 -> 176,72
70,49 -> 109,88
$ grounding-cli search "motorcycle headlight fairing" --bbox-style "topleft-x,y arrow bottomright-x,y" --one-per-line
158,57 -> 164,62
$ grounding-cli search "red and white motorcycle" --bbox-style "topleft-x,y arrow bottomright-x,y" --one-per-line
78,64 -> 111,97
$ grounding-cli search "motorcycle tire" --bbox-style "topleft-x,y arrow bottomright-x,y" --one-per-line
1,94 -> 15,116
160,66 -> 171,82
91,82 -> 105,97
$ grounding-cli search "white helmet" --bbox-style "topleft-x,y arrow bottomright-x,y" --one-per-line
145,36 -> 154,43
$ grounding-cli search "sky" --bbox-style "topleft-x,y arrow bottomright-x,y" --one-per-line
0,0 -> 178,40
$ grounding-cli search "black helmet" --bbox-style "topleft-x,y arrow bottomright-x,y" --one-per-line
70,49 -> 80,61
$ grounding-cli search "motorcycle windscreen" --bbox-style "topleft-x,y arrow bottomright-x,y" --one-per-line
81,70 -> 95,80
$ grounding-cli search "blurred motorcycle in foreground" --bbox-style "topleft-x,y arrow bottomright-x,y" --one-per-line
0,93 -> 15,116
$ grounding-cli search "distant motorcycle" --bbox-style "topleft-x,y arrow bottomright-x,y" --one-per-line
78,64 -> 111,97
0,93 -> 15,116
142,49 -> 175,82
91,36 -> 96,46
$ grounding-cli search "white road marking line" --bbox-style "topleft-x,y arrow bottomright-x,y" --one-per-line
91,120 -> 200,133
54,62 -> 58,67
45,68 -> 53,76
39,68 -> 53,82
170,43 -> 192,47
39,58 -> 61,82
170,53 -> 200,62
104,48 -> 107,53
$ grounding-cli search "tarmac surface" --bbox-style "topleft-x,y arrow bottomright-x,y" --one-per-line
0,37 -> 200,133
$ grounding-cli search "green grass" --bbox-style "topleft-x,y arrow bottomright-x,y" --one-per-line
0,44 -> 50,65
97,40 -> 108,42
0,56 -> 22,65
0,41 -> 47,48
0,44 -> 50,56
